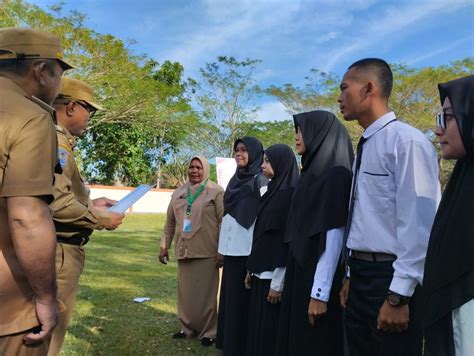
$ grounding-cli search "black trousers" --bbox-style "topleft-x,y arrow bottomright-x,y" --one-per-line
345,257 -> 423,356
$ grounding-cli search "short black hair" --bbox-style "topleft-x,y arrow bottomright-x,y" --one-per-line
0,52 -> 57,77
348,58 -> 393,99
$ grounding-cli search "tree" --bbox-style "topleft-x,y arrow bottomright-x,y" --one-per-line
266,69 -> 340,114
239,120 -> 295,149
266,69 -> 363,145
78,123 -> 154,186
266,60 -> 474,185
2,1 -> 196,186
390,59 -> 474,186
190,56 -> 262,158
391,59 -> 474,132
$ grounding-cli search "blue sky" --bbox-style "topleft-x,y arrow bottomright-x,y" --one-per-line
33,0 -> 474,121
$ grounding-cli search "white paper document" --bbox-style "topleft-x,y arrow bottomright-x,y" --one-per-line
108,184 -> 153,213
133,297 -> 151,303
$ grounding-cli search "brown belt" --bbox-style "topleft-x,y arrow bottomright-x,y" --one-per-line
351,250 -> 396,262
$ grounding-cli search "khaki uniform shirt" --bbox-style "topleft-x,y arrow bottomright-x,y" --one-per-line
50,124 -> 105,238
0,76 -> 57,335
161,183 -> 224,259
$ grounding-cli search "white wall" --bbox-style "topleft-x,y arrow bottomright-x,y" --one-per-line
88,185 -> 173,213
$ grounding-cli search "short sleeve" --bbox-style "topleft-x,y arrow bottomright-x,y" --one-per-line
1,114 -> 56,199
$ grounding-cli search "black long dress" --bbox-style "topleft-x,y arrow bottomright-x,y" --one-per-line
423,75 -> 474,355
276,110 -> 354,356
246,144 -> 299,356
216,136 -> 266,356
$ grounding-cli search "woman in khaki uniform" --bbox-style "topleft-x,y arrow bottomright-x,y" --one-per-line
159,156 -> 224,347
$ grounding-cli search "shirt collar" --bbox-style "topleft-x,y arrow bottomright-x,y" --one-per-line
363,111 -> 396,139
56,123 -> 76,147
0,76 -> 27,96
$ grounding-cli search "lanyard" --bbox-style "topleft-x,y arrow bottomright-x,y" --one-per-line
186,179 -> 208,216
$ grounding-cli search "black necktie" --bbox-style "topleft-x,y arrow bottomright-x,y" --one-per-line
342,136 -> 367,269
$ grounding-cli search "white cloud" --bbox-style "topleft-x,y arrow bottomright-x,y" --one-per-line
255,101 -> 292,122
319,0 -> 473,72
116,0 -> 474,87
406,35 -> 474,65
161,0 -> 302,72
254,68 -> 277,82
315,31 -> 340,44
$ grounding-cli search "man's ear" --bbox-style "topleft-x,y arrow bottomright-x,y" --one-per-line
32,61 -> 48,87
65,101 -> 76,117
366,80 -> 376,97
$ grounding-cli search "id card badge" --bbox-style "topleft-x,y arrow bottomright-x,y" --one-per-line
183,218 -> 192,233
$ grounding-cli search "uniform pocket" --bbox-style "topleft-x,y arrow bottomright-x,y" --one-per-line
0,157 -> 6,186
362,171 -> 389,177
56,243 -> 65,273
361,171 -> 392,197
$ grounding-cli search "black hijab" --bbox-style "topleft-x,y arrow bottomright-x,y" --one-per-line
247,144 -> 300,273
286,110 -> 354,268
424,75 -> 474,328
223,136 -> 265,229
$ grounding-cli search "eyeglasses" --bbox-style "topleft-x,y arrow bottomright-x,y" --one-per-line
435,110 -> 455,131
75,101 -> 97,118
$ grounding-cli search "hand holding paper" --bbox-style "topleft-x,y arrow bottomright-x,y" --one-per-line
98,211 -> 124,230
107,184 -> 154,214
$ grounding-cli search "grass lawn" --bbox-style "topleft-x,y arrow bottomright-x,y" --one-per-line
61,213 -> 218,356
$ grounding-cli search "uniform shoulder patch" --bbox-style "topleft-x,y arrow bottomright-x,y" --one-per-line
58,146 -> 70,168
59,142 -> 72,152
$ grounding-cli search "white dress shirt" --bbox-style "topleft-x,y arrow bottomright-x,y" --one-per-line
218,184 -> 267,256
347,111 -> 441,297
311,227 -> 344,301
218,214 -> 255,256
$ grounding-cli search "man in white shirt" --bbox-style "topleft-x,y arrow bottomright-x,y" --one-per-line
338,58 -> 440,356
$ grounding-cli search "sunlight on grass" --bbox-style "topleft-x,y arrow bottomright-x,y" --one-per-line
61,214 -> 218,356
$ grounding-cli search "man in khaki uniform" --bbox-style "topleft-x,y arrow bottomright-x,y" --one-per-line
48,77 -> 124,355
0,28 -> 73,355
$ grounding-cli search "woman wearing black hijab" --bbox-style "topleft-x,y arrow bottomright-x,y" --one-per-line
245,144 -> 299,356
424,75 -> 474,356
216,137 -> 267,355
276,110 -> 354,356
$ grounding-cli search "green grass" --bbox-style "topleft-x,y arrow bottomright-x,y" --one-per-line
61,214 -> 218,356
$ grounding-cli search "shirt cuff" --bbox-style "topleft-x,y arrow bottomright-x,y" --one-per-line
311,279 -> 331,302
270,267 -> 286,292
389,276 -> 417,297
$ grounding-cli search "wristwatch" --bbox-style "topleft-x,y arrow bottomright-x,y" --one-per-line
386,291 -> 410,307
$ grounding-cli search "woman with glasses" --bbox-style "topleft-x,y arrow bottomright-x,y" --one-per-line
216,137 -> 267,355
424,75 -> 474,356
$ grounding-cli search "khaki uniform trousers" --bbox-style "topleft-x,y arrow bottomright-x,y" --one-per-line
47,243 -> 85,356
0,331 -> 50,356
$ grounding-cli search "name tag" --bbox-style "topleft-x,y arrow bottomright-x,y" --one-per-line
183,218 -> 192,233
